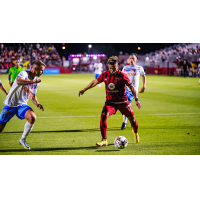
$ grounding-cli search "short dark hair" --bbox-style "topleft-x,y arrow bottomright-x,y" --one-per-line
130,54 -> 138,59
108,56 -> 118,65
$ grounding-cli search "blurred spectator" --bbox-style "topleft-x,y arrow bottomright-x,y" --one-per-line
181,59 -> 189,77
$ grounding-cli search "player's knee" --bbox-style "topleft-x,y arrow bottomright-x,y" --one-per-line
30,113 -> 37,123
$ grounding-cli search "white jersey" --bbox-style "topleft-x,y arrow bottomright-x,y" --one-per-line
0,80 -> 1,84
4,70 -> 39,107
94,63 -> 103,74
122,65 -> 145,92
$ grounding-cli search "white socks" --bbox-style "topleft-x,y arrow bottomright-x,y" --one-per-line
21,121 -> 34,140
123,115 -> 128,124
199,79 -> 200,84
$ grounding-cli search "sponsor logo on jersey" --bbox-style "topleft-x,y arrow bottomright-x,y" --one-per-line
108,83 -> 115,90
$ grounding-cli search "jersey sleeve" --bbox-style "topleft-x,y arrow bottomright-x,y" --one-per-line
97,72 -> 105,83
31,83 -> 39,95
122,72 -> 132,86
8,68 -> 12,74
140,67 -> 146,76
17,71 -> 27,80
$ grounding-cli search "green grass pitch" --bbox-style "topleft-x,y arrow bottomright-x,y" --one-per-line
0,73 -> 200,155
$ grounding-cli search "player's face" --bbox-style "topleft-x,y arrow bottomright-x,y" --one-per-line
129,55 -> 137,66
15,60 -> 20,67
35,65 -> 45,77
108,64 -> 118,73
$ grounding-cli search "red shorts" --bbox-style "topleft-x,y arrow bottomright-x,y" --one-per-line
101,101 -> 134,118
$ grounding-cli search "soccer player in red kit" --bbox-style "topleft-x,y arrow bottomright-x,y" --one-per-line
79,56 -> 141,146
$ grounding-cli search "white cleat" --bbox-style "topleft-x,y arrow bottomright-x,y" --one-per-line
19,139 -> 31,150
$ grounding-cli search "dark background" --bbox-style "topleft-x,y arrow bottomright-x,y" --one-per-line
54,43 -> 179,57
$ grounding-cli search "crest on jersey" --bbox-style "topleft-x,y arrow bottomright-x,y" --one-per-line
108,83 -> 115,90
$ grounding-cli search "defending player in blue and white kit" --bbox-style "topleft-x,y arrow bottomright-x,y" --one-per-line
0,60 -> 46,150
94,59 -> 103,88
121,54 -> 146,130
0,80 -> 8,95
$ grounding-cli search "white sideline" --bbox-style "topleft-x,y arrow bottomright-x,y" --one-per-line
12,113 -> 200,119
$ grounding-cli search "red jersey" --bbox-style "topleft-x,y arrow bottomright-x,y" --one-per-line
97,70 -> 133,103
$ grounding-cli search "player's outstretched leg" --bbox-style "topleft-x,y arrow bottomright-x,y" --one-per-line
128,115 -> 139,143
19,109 -> 36,150
0,124 -> 5,133
96,112 -> 109,147
121,115 -> 128,130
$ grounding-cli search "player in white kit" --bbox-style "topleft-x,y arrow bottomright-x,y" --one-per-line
94,59 -> 103,87
0,60 -> 46,150
121,54 -> 146,130
0,80 -> 8,95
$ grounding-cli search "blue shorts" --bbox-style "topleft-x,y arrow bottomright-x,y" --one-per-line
0,104 -> 31,125
126,91 -> 134,103
95,74 -> 100,79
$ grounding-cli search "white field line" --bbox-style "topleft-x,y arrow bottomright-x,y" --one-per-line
12,113 -> 200,119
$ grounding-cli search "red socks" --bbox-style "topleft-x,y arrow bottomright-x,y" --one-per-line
100,114 -> 107,139
131,120 -> 138,133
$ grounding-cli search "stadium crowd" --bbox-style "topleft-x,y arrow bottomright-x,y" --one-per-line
0,43 -> 62,69
144,43 -> 200,63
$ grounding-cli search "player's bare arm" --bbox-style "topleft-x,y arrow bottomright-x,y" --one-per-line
0,82 -> 8,95
16,77 -> 41,85
30,94 -> 44,111
8,74 -> 11,86
128,85 -> 141,109
79,79 -> 100,97
139,75 -> 146,93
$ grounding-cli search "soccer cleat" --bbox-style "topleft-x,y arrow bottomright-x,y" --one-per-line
96,139 -> 108,147
121,122 -> 127,130
19,139 -> 31,150
132,130 -> 139,143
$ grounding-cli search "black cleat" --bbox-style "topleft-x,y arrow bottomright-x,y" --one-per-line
121,123 -> 127,130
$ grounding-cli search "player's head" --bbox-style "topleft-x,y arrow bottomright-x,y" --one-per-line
97,59 -> 101,63
15,58 -> 20,67
108,56 -> 119,73
129,54 -> 138,66
32,60 -> 46,77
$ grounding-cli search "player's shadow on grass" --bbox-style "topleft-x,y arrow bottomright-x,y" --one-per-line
3,128 -> 120,134
0,144 -> 116,153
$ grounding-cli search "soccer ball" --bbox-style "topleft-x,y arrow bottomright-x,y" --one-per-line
114,136 -> 128,149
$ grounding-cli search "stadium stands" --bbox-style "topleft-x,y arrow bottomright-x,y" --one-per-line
0,43 -> 62,70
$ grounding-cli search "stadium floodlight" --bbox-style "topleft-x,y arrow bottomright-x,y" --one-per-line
62,46 -> 65,50
88,44 -> 92,54
93,56 -> 97,59
138,47 -> 141,50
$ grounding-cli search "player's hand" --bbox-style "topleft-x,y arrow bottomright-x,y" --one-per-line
79,90 -> 85,97
139,86 -> 146,93
37,104 -> 44,111
135,101 -> 141,109
33,78 -> 41,84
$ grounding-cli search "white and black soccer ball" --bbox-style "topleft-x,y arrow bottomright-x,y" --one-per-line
114,136 -> 128,149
